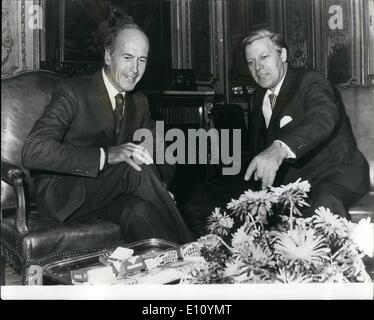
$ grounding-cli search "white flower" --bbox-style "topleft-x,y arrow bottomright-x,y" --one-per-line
231,225 -> 254,249
274,268 -> 313,283
318,263 -> 349,283
270,179 -> 311,217
351,217 -> 374,257
274,228 -> 330,267
227,189 -> 278,210
313,206 -> 349,238
211,207 -> 222,219
197,234 -> 221,250
207,208 -> 234,235
271,178 -> 311,196
238,243 -> 274,266
219,216 -> 234,229
223,261 -> 243,277
226,189 -> 278,223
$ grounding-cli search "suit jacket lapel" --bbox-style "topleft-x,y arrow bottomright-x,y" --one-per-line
268,67 -> 298,129
88,72 -> 115,142
252,87 -> 267,153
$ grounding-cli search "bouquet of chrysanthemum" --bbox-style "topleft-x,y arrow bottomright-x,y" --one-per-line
183,179 -> 373,284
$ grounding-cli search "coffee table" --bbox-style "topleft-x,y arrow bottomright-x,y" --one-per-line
42,238 -> 178,285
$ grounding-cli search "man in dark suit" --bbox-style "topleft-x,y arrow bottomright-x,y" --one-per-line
242,29 -> 370,219
22,22 -> 193,243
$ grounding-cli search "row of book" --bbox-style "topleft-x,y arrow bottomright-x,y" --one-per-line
155,106 -> 202,125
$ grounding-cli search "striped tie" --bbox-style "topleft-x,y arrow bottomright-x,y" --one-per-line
269,93 -> 277,111
114,93 -> 124,137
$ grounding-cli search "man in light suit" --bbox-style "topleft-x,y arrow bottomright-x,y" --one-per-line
242,29 -> 369,218
22,21 -> 193,243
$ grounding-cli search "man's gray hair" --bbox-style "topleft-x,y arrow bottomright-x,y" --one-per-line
104,18 -> 148,54
241,29 -> 287,54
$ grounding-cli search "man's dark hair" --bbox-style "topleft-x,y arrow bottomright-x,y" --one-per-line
241,29 -> 288,54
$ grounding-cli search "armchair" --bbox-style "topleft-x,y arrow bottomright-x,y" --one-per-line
1,70 -> 125,285
335,85 -> 374,223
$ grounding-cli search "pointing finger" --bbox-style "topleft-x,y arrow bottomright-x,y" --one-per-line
244,160 -> 256,181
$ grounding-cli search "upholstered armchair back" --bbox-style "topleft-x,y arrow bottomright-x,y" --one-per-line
336,85 -> 374,190
333,85 -> 374,222
1,71 -> 67,209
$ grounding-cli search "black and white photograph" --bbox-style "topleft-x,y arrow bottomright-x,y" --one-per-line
1,0 -> 373,303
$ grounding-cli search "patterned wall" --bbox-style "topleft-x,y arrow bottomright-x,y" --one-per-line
283,0 -> 364,84
2,0 -> 19,75
325,0 -> 352,83
283,0 -> 309,68
1,0 -> 39,77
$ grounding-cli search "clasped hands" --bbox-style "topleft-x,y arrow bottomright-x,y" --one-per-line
107,143 -> 153,171
244,141 -> 288,189
107,143 -> 175,200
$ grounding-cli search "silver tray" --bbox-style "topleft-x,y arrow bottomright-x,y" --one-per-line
43,238 -> 178,285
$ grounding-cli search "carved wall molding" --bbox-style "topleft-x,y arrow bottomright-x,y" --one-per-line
366,0 -> 374,85
21,0 -> 26,70
184,0 -> 191,67
171,0 -> 224,92
284,1 -> 308,68
283,0 -> 368,86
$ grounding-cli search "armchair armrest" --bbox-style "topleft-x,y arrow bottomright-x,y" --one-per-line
1,159 -> 28,235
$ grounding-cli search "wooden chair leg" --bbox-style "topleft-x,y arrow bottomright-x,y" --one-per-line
22,265 -> 43,285
0,254 -> 6,285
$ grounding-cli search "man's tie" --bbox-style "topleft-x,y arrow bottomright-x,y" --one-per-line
269,93 -> 277,111
114,93 -> 124,138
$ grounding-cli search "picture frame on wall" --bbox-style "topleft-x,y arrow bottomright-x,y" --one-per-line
42,0 -> 172,90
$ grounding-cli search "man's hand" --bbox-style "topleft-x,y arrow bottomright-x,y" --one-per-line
107,143 -> 153,171
244,141 -> 288,189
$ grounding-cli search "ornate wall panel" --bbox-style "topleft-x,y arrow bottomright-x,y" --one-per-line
311,0 -> 368,85
325,0 -> 352,83
283,0 -> 309,68
363,0 -> 374,85
1,0 -> 40,76
2,0 -> 19,75
281,0 -> 369,85
170,0 -> 225,93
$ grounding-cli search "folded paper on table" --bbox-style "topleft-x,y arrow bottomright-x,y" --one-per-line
71,242 -> 203,285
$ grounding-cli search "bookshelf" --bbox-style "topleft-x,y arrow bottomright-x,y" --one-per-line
150,90 -> 216,130
148,90 -> 216,183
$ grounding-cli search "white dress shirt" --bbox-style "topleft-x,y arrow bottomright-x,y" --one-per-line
99,69 -> 126,169
102,69 -> 126,111
262,73 -> 285,128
